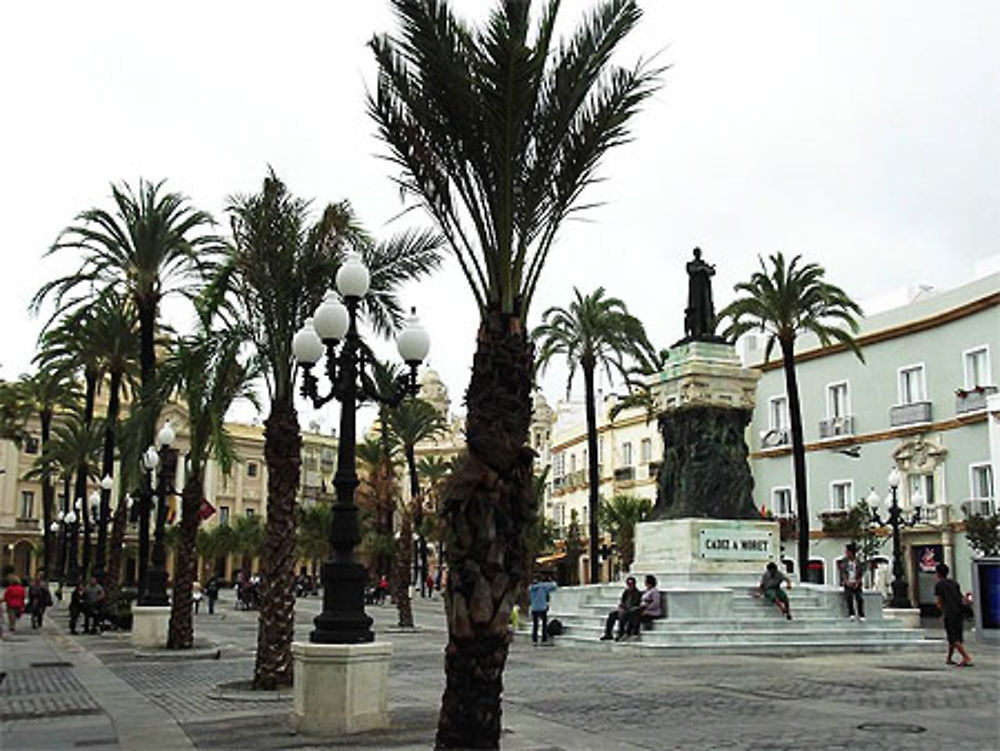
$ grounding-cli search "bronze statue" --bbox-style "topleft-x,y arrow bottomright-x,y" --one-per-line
683,247 -> 717,341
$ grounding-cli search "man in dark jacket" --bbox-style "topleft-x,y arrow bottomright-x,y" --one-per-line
28,578 -> 53,628
600,576 -> 642,641
935,563 -> 973,667
69,582 -> 86,635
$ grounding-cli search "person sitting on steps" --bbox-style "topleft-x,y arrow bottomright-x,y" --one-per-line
757,561 -> 793,620
633,574 -> 663,638
600,576 -> 642,641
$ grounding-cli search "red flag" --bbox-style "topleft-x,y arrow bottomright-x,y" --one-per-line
198,498 -> 216,521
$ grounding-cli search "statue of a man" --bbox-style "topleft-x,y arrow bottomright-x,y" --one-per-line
684,247 -> 717,340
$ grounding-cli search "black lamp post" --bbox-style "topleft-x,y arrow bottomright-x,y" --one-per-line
137,445 -> 156,603
94,473 -> 113,581
144,421 -> 177,606
66,501 -> 81,585
866,467 -> 922,609
293,251 -> 430,644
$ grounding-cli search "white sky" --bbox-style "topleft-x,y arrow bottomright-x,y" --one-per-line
1,1 -> 998,434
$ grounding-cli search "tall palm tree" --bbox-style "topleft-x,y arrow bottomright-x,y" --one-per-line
196,524 -> 236,582
534,287 -> 655,584
15,368 -> 80,578
720,252 -> 863,579
296,503 -> 332,578
371,2 -> 658,741
388,398 -> 446,620
34,178 -> 220,595
598,493 -> 652,573
159,325 -> 258,649
357,437 -> 402,589
231,513 -> 265,575
214,171 -> 440,689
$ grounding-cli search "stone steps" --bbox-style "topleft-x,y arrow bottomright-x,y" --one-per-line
550,622 -> 926,644
547,634 -> 942,655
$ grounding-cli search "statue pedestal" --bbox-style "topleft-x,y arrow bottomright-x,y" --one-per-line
632,518 -> 780,586
130,605 -> 171,648
289,641 -> 392,736
649,340 -> 761,413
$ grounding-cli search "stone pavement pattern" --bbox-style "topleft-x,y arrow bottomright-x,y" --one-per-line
2,591 -> 998,750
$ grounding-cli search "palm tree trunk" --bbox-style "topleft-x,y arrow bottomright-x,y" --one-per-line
436,311 -> 534,750
582,357 -> 600,584
252,399 -> 301,689
105,500 -> 128,593
40,410 -> 54,579
96,370 -> 122,578
79,369 -> 98,576
168,477 -> 201,649
393,509 -> 414,628
406,443 -> 428,594
781,338 -> 810,580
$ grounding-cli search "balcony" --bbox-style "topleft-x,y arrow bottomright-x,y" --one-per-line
955,385 -> 997,415
647,461 -> 662,479
818,415 -> 854,439
760,428 -> 790,449
920,504 -> 951,526
15,518 -> 39,531
960,498 -> 996,517
613,466 -> 635,483
889,401 -> 932,427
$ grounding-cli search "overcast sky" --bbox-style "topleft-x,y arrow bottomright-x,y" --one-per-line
2,1 -> 997,433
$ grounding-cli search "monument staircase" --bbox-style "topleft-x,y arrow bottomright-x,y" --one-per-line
547,580 -> 940,655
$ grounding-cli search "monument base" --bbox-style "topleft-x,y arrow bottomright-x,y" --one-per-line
130,605 -> 171,648
290,641 -> 392,736
632,518 -> 780,585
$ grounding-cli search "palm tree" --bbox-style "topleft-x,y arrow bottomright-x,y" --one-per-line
388,398 -> 446,599
534,287 -> 656,584
34,179 -> 220,595
215,171 -> 440,689
296,503 -> 332,578
598,493 -> 652,574
9,368 -> 79,578
159,325 -> 258,649
196,524 -> 236,582
357,437 -> 401,590
720,252 -> 863,579
370,2 -> 657,740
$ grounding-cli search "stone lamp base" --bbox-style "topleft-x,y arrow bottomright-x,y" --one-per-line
290,641 -> 392,736
130,605 -> 171,648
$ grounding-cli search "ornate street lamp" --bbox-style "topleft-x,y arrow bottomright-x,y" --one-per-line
136,443 -> 159,602
144,420 -> 177,606
866,467 -> 922,609
293,251 -> 430,644
66,504 -> 80,584
95,473 -> 114,579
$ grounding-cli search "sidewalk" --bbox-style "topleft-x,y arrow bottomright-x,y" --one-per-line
3,592 -> 998,750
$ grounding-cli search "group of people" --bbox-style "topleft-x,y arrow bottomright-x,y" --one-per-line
2,576 -> 53,632
600,574 -> 662,641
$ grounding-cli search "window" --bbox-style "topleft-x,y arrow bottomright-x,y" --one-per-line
830,480 -> 853,511
219,506 -> 230,525
19,491 -> 35,519
640,438 -> 652,464
964,346 -> 991,388
772,487 -> 793,518
970,464 -> 994,500
553,453 -> 565,479
621,442 -> 633,467
245,507 -> 255,517
768,396 -> 788,431
898,364 -> 926,404
25,436 -> 39,454
569,454 -> 576,474
827,381 -> 850,419
907,473 -> 935,506
247,461 -> 258,478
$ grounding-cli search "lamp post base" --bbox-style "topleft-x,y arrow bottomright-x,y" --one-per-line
889,578 -> 911,610
131,605 -> 171,648
311,561 -> 373,644
290,641 -> 391,735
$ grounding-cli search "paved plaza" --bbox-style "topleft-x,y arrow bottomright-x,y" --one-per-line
2,591 -> 998,750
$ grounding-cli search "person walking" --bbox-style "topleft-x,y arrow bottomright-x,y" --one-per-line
28,577 -> 53,628
192,579 -> 203,614
3,576 -> 26,632
600,576 -> 642,641
935,563 -> 973,667
841,543 -> 865,621
68,581 -> 86,635
205,576 -> 219,615
83,576 -> 106,634
528,572 -> 558,646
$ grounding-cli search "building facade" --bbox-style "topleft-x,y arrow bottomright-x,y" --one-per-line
746,271 -> 998,604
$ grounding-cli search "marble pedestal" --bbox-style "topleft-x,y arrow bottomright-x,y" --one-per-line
290,641 -> 392,736
130,605 -> 171,648
632,518 -> 780,585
